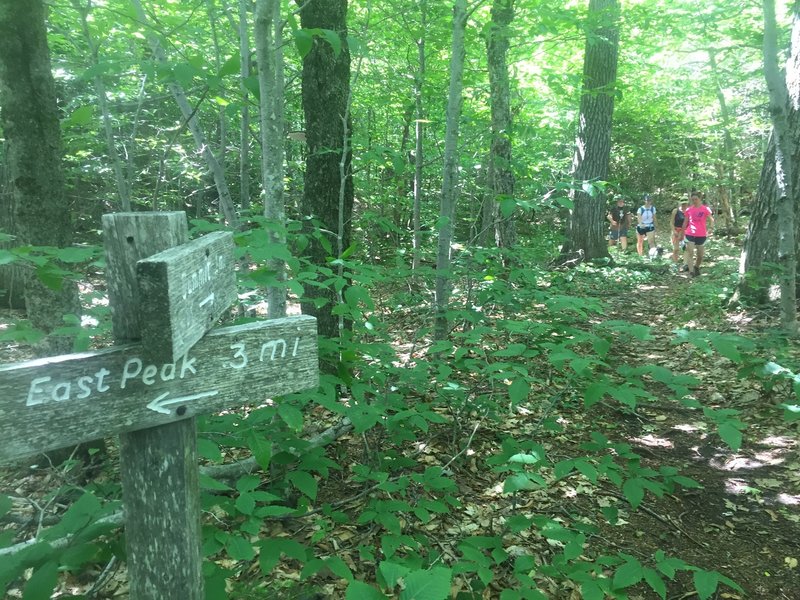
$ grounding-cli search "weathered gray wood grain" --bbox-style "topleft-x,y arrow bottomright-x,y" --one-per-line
137,231 -> 237,363
102,212 -> 188,342
0,315 -> 318,463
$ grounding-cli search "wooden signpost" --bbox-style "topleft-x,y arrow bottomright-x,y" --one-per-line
0,212 -> 319,600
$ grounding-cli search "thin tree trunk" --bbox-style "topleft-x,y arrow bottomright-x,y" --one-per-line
255,0 -> 287,318
238,0 -> 251,210
707,48 -> 738,231
130,0 -> 239,227
560,0 -> 620,263
412,0 -> 426,271
434,0 -> 468,340
486,0 -> 516,250
763,0 -> 798,335
75,0 -> 131,211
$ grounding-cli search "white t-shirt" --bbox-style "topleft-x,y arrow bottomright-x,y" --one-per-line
638,204 -> 656,226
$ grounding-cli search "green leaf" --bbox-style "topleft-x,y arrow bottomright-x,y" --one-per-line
346,580 -> 386,599
246,430 -> 272,471
379,560 -> 410,588
278,402 -> 304,431
199,473 -> 232,491
235,492 -> 256,515
580,580 -> 604,600
324,556 -> 353,581
320,29 -> 342,56
294,29 -> 314,58
226,534 -> 255,561
0,249 -> 18,265
288,471 -> 318,500
23,561 -> 59,600
62,105 -> 93,128
399,567 -> 452,600
692,570 -> 719,600
197,437 -> 222,462
509,378 -> 530,404
218,54 -> 240,77
717,423 -> 742,451
55,246 -> 95,263
643,567 -> 666,599
613,558 -> 644,589
622,478 -> 645,509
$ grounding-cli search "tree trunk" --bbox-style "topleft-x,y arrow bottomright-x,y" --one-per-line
762,0 -> 797,335
75,0 -> 131,211
412,0 -> 426,271
707,48 -> 738,231
0,0 -> 81,354
256,0 -> 288,319
296,0 -> 353,340
238,0 -> 251,211
486,0 -> 516,250
560,0 -> 620,263
434,0 -> 468,340
130,0 -> 239,228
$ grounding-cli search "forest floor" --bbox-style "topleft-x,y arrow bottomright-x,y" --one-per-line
1,232 -> 799,599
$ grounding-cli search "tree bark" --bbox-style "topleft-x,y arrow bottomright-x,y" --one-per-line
256,0 -> 288,318
296,0 -> 353,340
762,0 -> 797,335
0,0 -> 81,354
486,0 -> 516,250
412,0 -> 427,271
238,0 -> 251,211
434,0 -> 468,340
560,0 -> 620,263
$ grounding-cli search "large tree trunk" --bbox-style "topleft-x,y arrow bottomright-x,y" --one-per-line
560,0 -> 620,263
296,0 -> 353,340
486,0 -> 516,250
238,0 -> 251,211
434,0 -> 468,340
0,0 -> 81,354
762,0 -> 797,335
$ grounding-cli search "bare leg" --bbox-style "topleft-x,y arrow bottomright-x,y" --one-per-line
620,236 -> 627,251
684,241 -> 695,272
637,233 -> 644,255
696,245 -> 705,268
671,231 -> 680,261
647,230 -> 656,251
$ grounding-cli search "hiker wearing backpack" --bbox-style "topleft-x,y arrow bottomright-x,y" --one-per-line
607,195 -> 632,252
670,199 -> 689,263
636,194 -> 657,256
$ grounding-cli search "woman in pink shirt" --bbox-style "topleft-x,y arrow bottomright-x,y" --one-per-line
681,192 -> 714,277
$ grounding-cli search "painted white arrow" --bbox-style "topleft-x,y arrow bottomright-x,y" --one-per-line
199,293 -> 215,308
146,390 -> 219,415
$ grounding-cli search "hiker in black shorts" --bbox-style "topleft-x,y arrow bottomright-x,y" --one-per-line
670,200 -> 688,263
636,194 -> 656,256
607,196 -> 631,252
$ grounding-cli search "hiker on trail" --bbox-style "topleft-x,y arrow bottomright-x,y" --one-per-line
682,191 -> 714,277
636,194 -> 657,256
607,195 -> 631,251
670,199 -> 689,264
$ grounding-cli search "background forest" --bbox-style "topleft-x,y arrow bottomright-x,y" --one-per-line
0,0 -> 799,599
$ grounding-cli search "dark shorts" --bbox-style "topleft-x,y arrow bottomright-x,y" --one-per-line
685,234 -> 707,246
636,225 -> 655,235
609,228 -> 628,240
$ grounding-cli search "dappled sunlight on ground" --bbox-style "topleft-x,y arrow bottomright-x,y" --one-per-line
629,434 -> 674,449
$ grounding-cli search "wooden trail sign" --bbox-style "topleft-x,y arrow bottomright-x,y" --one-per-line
0,212 -> 319,600
137,230 -> 237,363
0,315 -> 318,463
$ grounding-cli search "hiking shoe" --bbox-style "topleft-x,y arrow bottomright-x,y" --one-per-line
694,266 -> 700,276
679,265 -> 689,273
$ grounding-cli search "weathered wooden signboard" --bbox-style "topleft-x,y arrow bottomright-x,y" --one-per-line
137,230 -> 237,363
0,212 -> 319,600
0,315 -> 318,463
